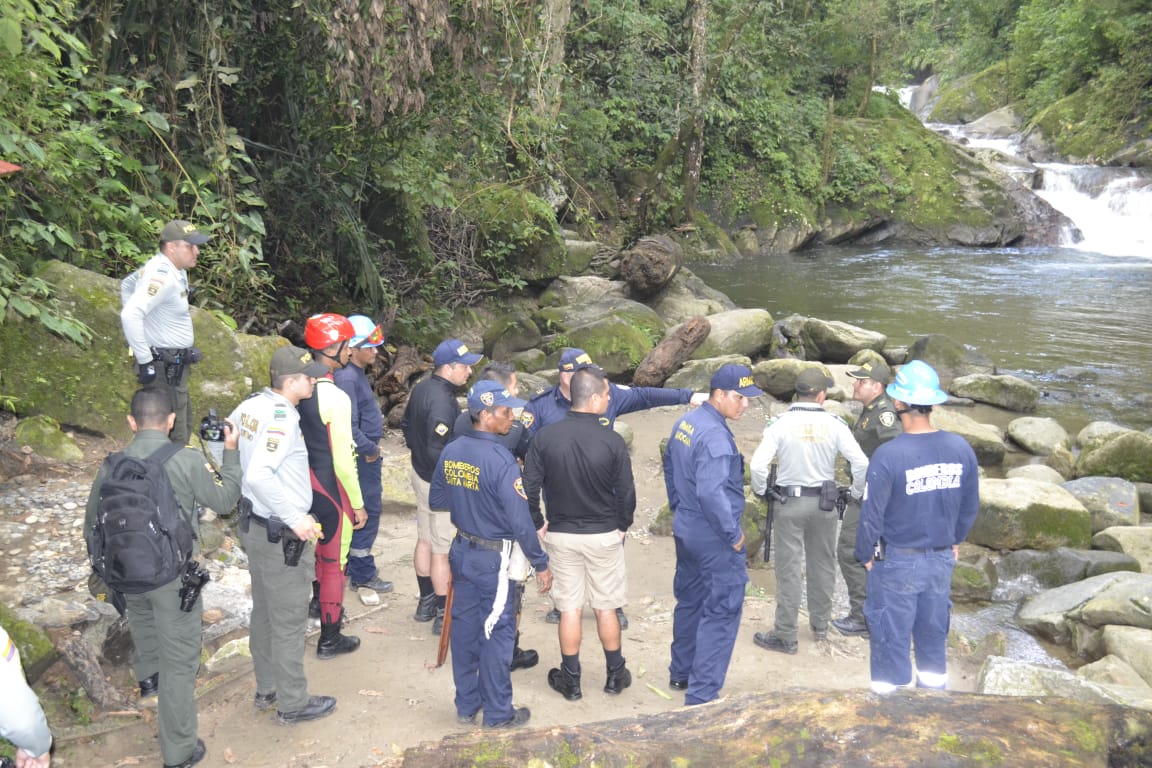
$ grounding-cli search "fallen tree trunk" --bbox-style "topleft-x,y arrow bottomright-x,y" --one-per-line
58,636 -> 131,710
632,315 -> 710,387
398,689 -> 1152,767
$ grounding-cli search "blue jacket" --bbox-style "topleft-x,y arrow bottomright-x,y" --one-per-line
333,363 -> 383,457
663,403 -> 746,548
523,382 -> 691,437
429,431 -> 548,572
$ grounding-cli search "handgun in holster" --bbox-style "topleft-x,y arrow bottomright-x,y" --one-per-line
266,517 -> 305,567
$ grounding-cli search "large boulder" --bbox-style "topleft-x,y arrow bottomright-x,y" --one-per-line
1078,655 -> 1151,689
750,360 -> 838,401
671,308 -> 774,360
565,316 -> 655,377
456,184 -> 567,283
0,261 -> 281,440
1078,575 -> 1152,630
1061,477 -> 1141,533
648,268 -> 737,325
620,235 -> 682,298
1092,526 -> 1152,574
0,602 -> 57,682
1102,625 -> 1152,688
906,334 -> 995,387
12,415 -> 84,462
997,547 -> 1141,589
1006,417 -> 1069,456
1044,444 -> 1076,480
664,355 -> 752,392
1076,421 -> 1132,452
949,374 -> 1039,413
534,297 -> 664,341
977,656 -> 1152,711
969,478 -> 1091,551
1006,464 -> 1067,484
1075,431 -> 1152,483
1016,571 -> 1137,645
952,554 -> 997,602
797,318 -> 886,364
482,310 -> 542,361
538,275 -> 627,307
928,408 -> 1006,466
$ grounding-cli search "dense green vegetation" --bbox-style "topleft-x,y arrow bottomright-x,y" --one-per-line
1,0 -> 1148,350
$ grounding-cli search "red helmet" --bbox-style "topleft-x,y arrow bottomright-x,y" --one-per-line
304,313 -> 354,350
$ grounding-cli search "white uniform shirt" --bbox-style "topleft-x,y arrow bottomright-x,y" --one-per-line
229,389 -> 311,527
120,252 -> 194,363
750,404 -> 869,499
0,625 -> 52,759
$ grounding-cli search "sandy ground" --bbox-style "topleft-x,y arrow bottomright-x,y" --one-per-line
58,401 -> 980,768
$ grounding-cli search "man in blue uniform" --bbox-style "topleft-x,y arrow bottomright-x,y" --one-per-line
430,381 -> 552,729
334,315 -> 393,593
526,347 -> 706,627
663,364 -> 763,706
854,360 -> 979,693
403,338 -> 481,632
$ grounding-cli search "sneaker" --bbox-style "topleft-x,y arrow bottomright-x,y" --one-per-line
616,606 -> 629,630
753,631 -> 797,655
669,678 -> 688,691
350,576 -> 394,593
485,706 -> 531,729
510,646 -> 539,671
547,667 -> 583,701
544,607 -> 561,624
604,664 -> 632,695
832,615 -> 870,637
254,691 -> 277,711
277,695 -> 337,724
414,594 -> 437,622
162,738 -> 206,768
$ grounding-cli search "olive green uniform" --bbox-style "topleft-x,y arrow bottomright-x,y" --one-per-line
85,429 -> 241,767
838,393 -> 902,622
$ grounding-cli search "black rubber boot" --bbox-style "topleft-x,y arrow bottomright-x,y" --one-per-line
317,611 -> 360,659
510,631 -> 538,671
308,580 -> 321,620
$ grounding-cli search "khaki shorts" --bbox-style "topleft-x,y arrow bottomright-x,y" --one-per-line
409,466 -> 455,554
545,530 -> 627,612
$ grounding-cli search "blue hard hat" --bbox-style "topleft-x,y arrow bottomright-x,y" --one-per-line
347,315 -> 384,348
886,360 -> 948,406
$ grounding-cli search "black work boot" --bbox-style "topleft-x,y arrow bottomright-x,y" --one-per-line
308,580 -> 321,620
414,593 -> 437,622
604,661 -> 632,695
547,666 -> 582,701
510,632 -> 538,671
317,616 -> 360,659
432,604 -> 445,635
138,672 -> 159,699
277,694 -> 337,725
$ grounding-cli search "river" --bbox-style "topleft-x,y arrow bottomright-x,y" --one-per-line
692,244 -> 1152,435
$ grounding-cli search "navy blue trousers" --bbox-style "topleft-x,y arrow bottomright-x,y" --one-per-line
670,535 -> 747,705
347,454 -> 382,584
864,550 -> 954,689
449,539 -> 517,725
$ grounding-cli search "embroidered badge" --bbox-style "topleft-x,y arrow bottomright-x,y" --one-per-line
519,411 -> 535,429
513,477 -> 527,501
434,423 -> 449,437
879,411 -> 897,427
480,391 -> 495,407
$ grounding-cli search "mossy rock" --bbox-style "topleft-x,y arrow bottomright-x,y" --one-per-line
928,63 -> 1012,124
650,502 -> 673,536
1075,432 -> 1152,483
1029,86 -> 1133,164
482,310 -> 542,361
970,478 -> 1092,551
0,602 -> 57,683
953,555 -> 997,602
13,415 -> 84,461
907,334 -> 995,388
565,316 -> 654,378
454,183 -> 566,284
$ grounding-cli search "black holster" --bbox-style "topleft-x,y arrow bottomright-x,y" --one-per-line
818,480 -> 839,512
238,496 -> 253,533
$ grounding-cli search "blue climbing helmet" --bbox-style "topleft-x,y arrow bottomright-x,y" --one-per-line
347,315 -> 385,348
886,360 -> 948,406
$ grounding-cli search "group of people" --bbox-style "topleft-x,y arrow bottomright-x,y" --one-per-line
664,358 -> 979,704
1,218 -> 980,767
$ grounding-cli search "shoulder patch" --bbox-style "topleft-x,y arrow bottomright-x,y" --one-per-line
273,408 -> 288,421
598,416 -> 610,427
513,477 -> 527,501
434,422 -> 449,437
879,411 -> 897,428
519,411 -> 535,429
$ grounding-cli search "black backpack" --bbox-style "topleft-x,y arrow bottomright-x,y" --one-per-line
87,442 -> 195,594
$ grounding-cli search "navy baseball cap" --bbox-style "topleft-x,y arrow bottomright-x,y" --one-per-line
433,338 -> 482,368
559,348 -> 593,371
710,364 -> 764,397
467,380 -> 527,416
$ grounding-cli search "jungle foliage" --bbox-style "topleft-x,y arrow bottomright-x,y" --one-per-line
0,0 -> 1147,344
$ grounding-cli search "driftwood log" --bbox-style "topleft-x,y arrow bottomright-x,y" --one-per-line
632,315 -> 711,387
620,235 -> 683,298
398,689 -> 1152,767
58,635 -> 131,710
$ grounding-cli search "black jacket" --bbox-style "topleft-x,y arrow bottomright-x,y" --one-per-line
402,374 -> 462,482
523,411 -> 636,534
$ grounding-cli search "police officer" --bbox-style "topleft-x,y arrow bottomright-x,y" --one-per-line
402,338 -> 481,633
230,346 -> 337,725
855,361 -> 979,693
84,388 -> 241,768
523,365 -> 636,701
429,381 -> 552,729
300,313 -> 368,658
749,367 -> 868,655
833,360 -> 902,638
525,348 -> 707,627
663,364 -> 763,706
1,623 -> 53,768
120,220 -> 211,444
334,315 -> 393,593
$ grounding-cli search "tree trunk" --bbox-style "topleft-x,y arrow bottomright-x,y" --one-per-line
633,315 -> 711,387
530,0 -> 572,124
397,689 -> 1152,767
857,0 -> 879,117
58,636 -> 131,710
681,0 -> 708,221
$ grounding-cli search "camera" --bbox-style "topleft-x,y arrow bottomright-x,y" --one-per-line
199,408 -> 226,443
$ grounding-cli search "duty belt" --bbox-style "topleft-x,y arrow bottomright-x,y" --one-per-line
888,545 -> 951,555
456,531 -> 505,551
776,485 -> 823,498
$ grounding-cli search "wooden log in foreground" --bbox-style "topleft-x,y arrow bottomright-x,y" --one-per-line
399,689 -> 1152,767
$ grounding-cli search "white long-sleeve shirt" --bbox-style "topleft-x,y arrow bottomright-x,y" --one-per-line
750,403 -> 868,499
0,625 -> 52,759
120,252 -> 194,363
229,388 -> 312,528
